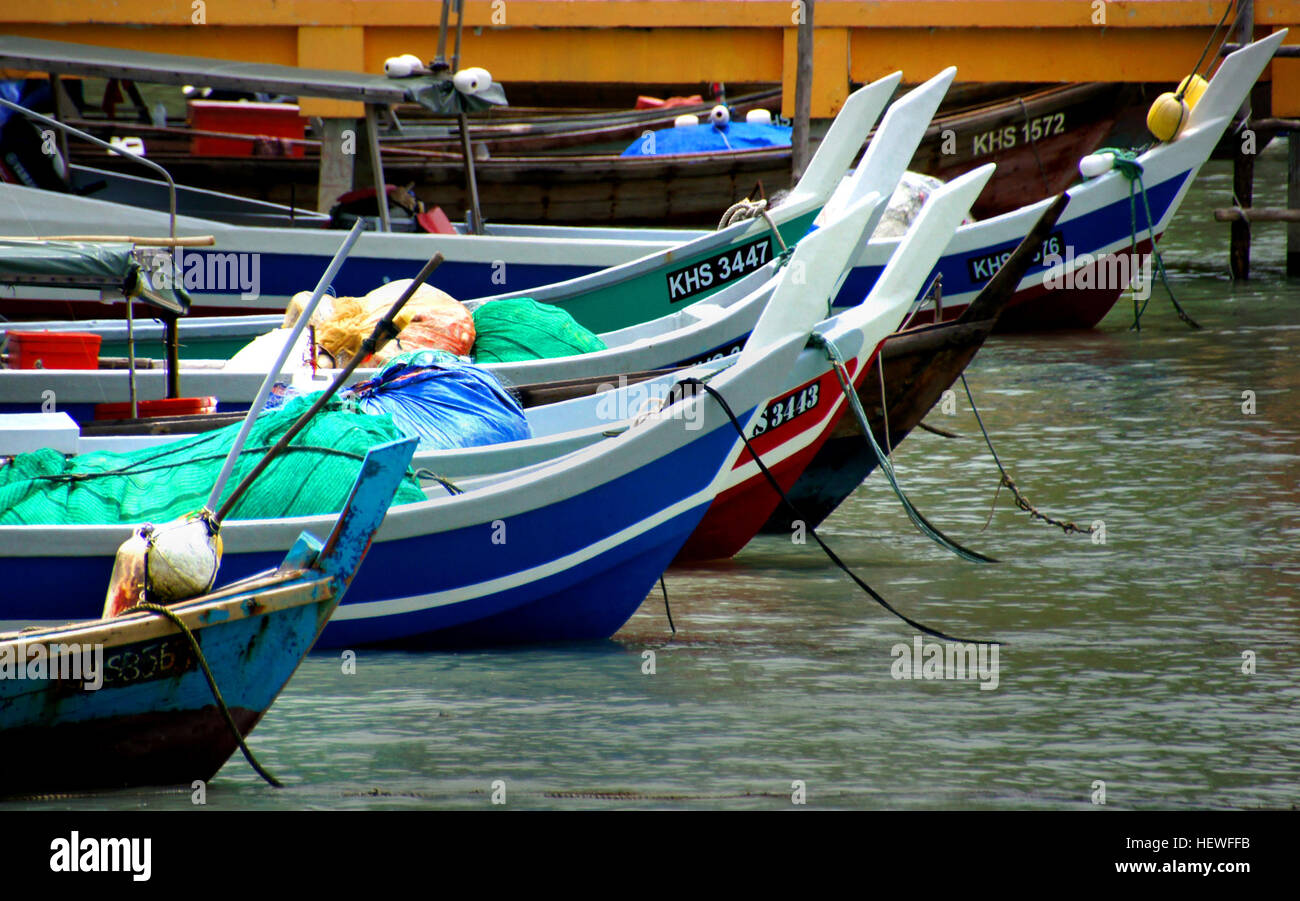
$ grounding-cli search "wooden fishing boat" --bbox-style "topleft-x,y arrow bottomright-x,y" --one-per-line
0,437 -> 415,796
0,69 -> 941,424
0,174 -> 969,648
0,34 -> 1282,343
63,88 -> 783,159
69,82 -> 1126,226
0,69 -> 902,321
67,189 -> 1058,552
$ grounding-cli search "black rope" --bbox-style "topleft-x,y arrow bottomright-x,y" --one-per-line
659,576 -> 676,634
671,377 -> 999,646
414,468 -> 464,495
959,374 -> 1094,536
119,601 -> 283,788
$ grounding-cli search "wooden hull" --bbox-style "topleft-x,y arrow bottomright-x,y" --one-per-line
74,83 -> 1129,225
0,575 -> 333,797
0,439 -> 414,797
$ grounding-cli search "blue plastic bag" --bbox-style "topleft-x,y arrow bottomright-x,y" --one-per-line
621,121 -> 791,157
346,361 -> 531,451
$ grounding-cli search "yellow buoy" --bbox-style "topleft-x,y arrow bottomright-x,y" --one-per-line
1147,92 -> 1189,143
1176,74 -> 1209,109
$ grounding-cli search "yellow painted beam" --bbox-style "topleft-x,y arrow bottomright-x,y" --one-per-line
1272,30 -> 1300,116
297,26 -> 365,118
9,1 -> 1297,29
783,26 -> 850,118
1,1 -> 1296,116
849,27 -> 1221,84
361,27 -> 782,87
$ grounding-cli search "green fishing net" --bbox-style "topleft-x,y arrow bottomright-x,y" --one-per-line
0,394 -> 425,525
471,298 -> 607,364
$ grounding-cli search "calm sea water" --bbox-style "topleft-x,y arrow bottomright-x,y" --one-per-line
13,141 -> 1298,812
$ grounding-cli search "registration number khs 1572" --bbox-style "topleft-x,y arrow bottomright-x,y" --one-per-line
667,237 -> 772,303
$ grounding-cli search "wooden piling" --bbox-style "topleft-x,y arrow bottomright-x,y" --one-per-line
1290,134 -> 1300,277
1229,0 -> 1255,281
791,0 -> 814,184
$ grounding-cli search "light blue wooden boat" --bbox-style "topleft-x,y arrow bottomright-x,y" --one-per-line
0,436 -> 415,796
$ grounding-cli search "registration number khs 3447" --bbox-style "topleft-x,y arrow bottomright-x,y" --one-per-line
667,237 -> 772,303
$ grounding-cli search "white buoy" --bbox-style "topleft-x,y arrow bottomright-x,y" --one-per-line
399,53 -> 424,71
710,104 -> 731,126
674,114 -> 700,128
384,56 -> 413,78
453,67 -> 492,95
1079,152 -> 1116,179
745,108 -> 773,125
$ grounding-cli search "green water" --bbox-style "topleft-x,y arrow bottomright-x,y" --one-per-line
10,141 -> 1298,812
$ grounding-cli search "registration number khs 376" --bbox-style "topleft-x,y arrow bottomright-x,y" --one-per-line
667,237 -> 772,303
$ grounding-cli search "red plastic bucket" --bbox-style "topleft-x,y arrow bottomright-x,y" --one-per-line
94,396 -> 219,421
7,331 -> 102,370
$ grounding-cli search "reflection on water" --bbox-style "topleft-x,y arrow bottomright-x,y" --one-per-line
9,143 -> 1297,812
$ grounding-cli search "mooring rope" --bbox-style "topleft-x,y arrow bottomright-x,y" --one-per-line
413,468 -> 464,495
659,576 -> 676,634
1085,147 -> 1202,331
120,601 -> 283,788
809,334 -> 996,564
668,376 -> 999,645
716,197 -> 792,260
958,374 -> 1094,536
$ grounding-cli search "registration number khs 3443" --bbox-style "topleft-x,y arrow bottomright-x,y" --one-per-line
751,382 -> 821,437
667,237 -> 772,303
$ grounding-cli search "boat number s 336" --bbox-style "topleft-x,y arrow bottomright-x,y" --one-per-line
667,237 -> 772,303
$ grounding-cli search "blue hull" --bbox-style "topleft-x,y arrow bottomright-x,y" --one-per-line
0,595 -> 328,794
0,408 -> 749,648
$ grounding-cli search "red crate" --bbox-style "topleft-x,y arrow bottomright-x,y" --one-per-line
6,331 -> 102,369
94,396 -> 219,421
189,100 -> 307,158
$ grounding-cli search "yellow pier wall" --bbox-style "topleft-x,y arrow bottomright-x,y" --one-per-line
1,1 -> 1296,116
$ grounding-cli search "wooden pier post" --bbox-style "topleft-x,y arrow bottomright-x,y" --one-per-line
1290,134 -> 1300,277
791,0 -> 814,184
1230,0 -> 1255,280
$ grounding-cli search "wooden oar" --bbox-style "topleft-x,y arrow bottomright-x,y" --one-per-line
212,252 -> 444,524
0,234 -> 216,246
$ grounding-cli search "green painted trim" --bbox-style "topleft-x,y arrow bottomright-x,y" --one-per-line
550,207 -> 821,334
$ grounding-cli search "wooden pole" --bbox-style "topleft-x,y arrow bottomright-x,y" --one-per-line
1214,208 -> 1300,223
459,112 -> 484,234
163,311 -> 180,399
791,0 -> 814,185
1229,0 -> 1255,280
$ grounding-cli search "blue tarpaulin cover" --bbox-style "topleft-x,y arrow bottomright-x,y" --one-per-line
347,361 -> 531,451
620,122 -> 791,157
